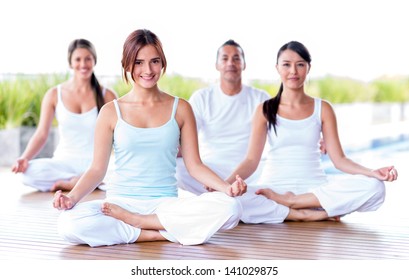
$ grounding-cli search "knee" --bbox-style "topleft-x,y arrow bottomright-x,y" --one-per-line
21,166 -> 51,191
57,208 -> 101,245
368,178 -> 386,206
368,178 -> 386,200
209,192 -> 243,220
224,196 -> 243,222
21,173 -> 46,191
57,212 -> 74,242
57,211 -> 83,244
217,196 -> 242,230
20,167 -> 36,185
20,172 -> 32,186
232,197 -> 243,218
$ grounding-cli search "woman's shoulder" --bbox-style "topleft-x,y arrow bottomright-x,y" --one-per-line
175,96 -> 192,112
102,87 -> 118,102
319,99 -> 334,110
255,101 -> 265,113
319,99 -> 336,119
98,100 -> 118,127
47,82 -> 70,99
45,84 -> 60,95
42,85 -> 59,105
175,95 -> 188,104
172,95 -> 194,123
100,99 -> 117,113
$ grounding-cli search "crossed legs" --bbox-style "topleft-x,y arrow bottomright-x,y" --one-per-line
101,202 -> 167,242
256,188 -> 340,222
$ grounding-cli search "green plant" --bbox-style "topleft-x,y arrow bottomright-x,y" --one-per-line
309,76 -> 374,103
0,73 -> 68,129
246,76 -> 409,103
372,78 -> 409,102
111,77 -> 131,97
111,73 -> 207,99
1,74 -> 408,130
158,74 -> 207,100
250,80 -> 279,97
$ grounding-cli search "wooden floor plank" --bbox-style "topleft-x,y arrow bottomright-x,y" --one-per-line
1,167 -> 409,260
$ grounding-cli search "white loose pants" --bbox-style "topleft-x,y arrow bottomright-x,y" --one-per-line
58,192 -> 242,247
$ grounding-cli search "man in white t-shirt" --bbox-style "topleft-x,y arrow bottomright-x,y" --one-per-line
176,39 -> 270,196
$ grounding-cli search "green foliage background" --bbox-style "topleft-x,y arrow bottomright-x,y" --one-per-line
1,73 -> 408,129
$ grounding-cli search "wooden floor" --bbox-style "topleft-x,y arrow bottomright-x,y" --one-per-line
1,172 -> 408,260
1,146 -> 409,260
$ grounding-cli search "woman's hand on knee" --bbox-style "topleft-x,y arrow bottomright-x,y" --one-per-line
228,175 -> 247,197
53,190 -> 75,210
11,158 -> 29,173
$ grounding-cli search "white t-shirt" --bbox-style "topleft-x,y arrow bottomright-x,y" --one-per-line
190,84 -> 270,176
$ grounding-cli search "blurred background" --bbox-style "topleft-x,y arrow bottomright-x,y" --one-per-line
1,0 -> 408,167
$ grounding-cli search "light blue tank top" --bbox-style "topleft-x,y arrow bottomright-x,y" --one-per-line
107,97 -> 180,199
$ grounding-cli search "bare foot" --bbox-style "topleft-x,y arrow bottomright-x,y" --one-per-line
256,188 -> 295,207
137,230 -> 167,242
287,208 -> 342,222
326,216 -> 341,222
287,208 -> 326,222
101,202 -> 164,230
50,176 -> 79,192
101,202 -> 142,228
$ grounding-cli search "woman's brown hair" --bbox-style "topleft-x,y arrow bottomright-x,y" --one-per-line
121,29 -> 167,84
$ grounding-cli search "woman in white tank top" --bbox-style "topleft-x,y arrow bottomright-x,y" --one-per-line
226,41 -> 398,220
11,39 -> 117,192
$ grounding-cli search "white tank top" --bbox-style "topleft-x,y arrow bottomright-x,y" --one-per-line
258,98 -> 327,189
53,84 -> 103,160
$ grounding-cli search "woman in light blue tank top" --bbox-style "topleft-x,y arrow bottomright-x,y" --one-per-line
226,41 -> 398,220
53,29 -> 246,247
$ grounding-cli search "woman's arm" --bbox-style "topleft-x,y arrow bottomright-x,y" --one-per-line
225,104 -> 268,184
12,87 -> 57,173
321,100 -> 397,181
53,102 -> 116,209
177,99 -> 246,196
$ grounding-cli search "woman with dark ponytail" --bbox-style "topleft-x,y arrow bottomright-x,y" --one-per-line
12,39 -> 117,192
262,83 -> 283,135
226,41 -> 398,221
